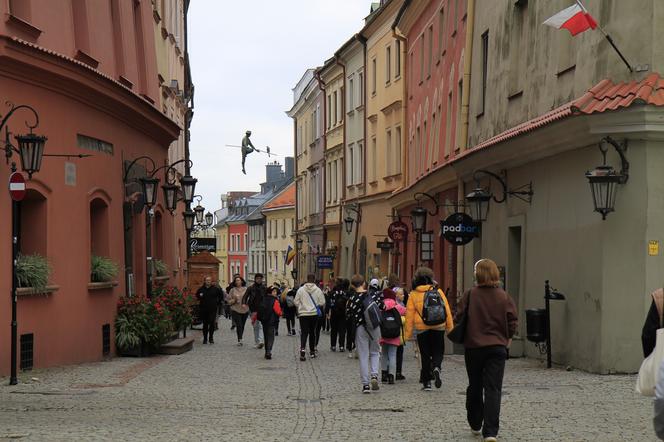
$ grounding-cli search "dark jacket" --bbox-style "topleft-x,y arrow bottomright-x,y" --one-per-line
258,295 -> 282,326
642,299 -> 661,357
329,289 -> 348,317
455,286 -> 518,349
243,283 -> 267,313
196,284 -> 223,314
347,288 -> 384,328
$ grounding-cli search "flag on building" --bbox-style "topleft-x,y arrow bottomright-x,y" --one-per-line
285,245 -> 296,265
543,1 -> 597,36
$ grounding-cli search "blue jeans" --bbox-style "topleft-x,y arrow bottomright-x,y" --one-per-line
253,319 -> 263,344
381,344 -> 398,375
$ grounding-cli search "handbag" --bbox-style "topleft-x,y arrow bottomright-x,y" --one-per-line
447,289 -> 470,344
636,289 -> 664,396
307,292 -> 323,318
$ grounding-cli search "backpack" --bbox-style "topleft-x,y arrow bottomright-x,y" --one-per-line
380,307 -> 402,339
332,290 -> 348,315
362,292 -> 382,330
286,294 -> 295,308
419,286 -> 447,326
245,286 -> 264,312
257,296 -> 276,323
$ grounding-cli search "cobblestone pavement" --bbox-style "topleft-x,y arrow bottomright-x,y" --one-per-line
0,318 -> 654,441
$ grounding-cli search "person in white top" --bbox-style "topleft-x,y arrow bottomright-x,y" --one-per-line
295,274 -> 326,361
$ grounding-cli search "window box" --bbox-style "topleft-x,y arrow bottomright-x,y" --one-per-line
17,285 -> 60,297
88,281 -> 119,291
153,275 -> 170,282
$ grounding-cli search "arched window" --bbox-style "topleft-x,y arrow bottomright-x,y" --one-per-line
20,189 -> 47,256
90,197 -> 110,257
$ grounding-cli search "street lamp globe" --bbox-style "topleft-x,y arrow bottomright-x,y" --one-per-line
410,206 -> 427,232
179,175 -> 197,204
140,176 -> 160,208
194,203 -> 205,224
16,133 -> 46,178
205,211 -> 214,227
162,183 -> 179,213
585,165 -> 623,220
466,186 -> 492,222
344,216 -> 354,234
183,209 -> 196,231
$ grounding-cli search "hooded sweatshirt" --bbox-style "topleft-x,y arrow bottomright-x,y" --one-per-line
404,285 -> 454,340
294,283 -> 326,317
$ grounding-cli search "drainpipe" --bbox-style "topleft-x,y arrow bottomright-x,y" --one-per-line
314,70 -> 327,280
458,0 -> 476,296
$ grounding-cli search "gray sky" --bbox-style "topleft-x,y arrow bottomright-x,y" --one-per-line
188,1 -> 370,213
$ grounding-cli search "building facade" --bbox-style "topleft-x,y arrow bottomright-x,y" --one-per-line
213,191 -> 254,287
0,0 -> 181,374
288,69 -> 325,281
262,183 -> 296,288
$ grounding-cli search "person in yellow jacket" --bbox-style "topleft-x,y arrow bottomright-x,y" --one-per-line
404,267 -> 454,391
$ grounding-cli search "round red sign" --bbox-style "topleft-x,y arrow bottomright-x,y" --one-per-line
388,220 -> 409,241
8,172 -> 26,202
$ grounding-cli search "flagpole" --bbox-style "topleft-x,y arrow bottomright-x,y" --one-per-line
575,0 -> 633,72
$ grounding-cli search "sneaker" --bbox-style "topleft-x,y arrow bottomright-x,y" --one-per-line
470,428 -> 482,436
483,438 -> 497,442
257,343 -> 264,349
388,374 -> 395,385
362,385 -> 371,394
209,338 -> 214,344
339,347 -> 345,353
202,339 -> 207,345
265,353 -> 272,360
300,350 -> 306,361
422,382 -> 432,391
370,376 -> 379,391
331,346 -> 336,352
381,371 -> 388,383
433,367 -> 442,389
396,373 -> 405,381
231,324 -> 236,330
310,352 -> 316,359
348,350 -> 354,359
237,341 -> 243,346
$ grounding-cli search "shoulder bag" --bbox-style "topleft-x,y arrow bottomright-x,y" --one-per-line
636,289 -> 664,396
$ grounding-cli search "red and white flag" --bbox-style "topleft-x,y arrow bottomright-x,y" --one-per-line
543,1 -> 597,36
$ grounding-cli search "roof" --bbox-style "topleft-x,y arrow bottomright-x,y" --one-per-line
462,73 -> 664,156
263,182 -> 295,211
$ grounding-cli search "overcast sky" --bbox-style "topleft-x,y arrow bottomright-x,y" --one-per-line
188,1 -> 371,212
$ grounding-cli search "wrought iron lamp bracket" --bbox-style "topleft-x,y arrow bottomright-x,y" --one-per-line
600,136 -> 629,184
473,169 -> 533,204
413,192 -> 440,216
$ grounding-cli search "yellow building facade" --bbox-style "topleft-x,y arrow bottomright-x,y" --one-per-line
262,183 -> 296,289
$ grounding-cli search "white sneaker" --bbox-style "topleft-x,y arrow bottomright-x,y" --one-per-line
483,437 -> 497,442
470,428 -> 481,435
348,350 -> 354,359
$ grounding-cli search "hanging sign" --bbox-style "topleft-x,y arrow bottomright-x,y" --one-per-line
316,255 -> 334,269
189,237 -> 217,253
388,220 -> 409,241
440,212 -> 480,246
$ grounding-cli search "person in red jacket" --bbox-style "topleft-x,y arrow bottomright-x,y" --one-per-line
258,286 -> 283,360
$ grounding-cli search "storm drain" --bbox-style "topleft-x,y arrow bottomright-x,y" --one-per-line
20,333 -> 34,371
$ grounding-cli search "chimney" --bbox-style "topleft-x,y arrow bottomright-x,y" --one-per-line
265,161 -> 283,185
284,156 -> 294,180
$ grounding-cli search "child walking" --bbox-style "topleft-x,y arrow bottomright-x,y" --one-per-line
258,286 -> 283,360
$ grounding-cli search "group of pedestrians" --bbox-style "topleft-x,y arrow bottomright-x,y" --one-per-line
194,258 -> 517,441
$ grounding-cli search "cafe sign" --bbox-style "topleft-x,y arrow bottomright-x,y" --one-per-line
387,220 -> 409,241
440,212 -> 480,246
189,237 -> 217,253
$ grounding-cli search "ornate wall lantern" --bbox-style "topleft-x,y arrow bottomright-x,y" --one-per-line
465,170 -> 533,222
585,137 -> 629,220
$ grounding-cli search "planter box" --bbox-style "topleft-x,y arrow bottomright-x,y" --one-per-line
88,281 -> 119,291
16,285 -> 60,297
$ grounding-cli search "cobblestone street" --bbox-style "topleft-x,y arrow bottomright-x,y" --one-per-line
0,318 -> 654,441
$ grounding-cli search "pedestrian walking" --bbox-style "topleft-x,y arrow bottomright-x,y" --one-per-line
380,289 -> 406,385
347,274 -> 384,394
243,273 -> 266,349
329,278 -> 349,352
258,286 -> 283,359
195,276 -> 223,345
294,274 -> 326,361
227,275 -> 249,346
404,267 -> 454,391
456,259 -> 517,442
344,278 -> 357,358
283,285 -> 298,336
395,287 -> 406,381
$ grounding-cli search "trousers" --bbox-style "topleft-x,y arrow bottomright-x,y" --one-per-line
416,329 -> 445,384
465,345 -> 508,438
355,326 -> 381,386
330,312 -> 346,348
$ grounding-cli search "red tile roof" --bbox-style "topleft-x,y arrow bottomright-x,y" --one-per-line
461,73 -> 664,157
263,183 -> 295,210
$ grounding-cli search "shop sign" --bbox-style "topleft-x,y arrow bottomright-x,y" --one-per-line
316,255 -> 334,269
388,220 -> 409,241
649,240 -> 660,256
440,212 -> 480,246
189,237 -> 216,253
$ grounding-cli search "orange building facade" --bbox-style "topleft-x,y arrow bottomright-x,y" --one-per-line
0,0 -> 184,375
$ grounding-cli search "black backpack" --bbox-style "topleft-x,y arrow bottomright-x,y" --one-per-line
245,286 -> 264,312
332,290 -> 348,315
380,307 -> 402,338
419,286 -> 446,326
257,296 -> 276,323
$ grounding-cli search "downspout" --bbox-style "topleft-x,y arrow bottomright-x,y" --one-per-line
314,70 -> 327,280
458,0 -> 476,295
334,54 -> 347,278
392,0 -> 410,282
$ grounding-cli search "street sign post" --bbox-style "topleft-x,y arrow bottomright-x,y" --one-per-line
8,172 -> 26,201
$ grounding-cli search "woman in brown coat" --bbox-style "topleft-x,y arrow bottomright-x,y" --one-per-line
455,259 -> 518,442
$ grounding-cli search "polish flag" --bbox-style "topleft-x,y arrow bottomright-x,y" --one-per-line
543,2 -> 598,36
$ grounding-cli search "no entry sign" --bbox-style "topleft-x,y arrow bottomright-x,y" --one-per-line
8,172 -> 26,201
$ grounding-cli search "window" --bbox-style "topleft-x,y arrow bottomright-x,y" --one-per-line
371,137 -> 377,182
359,72 -> 364,105
439,8 -> 446,55
20,190 -> 47,257
282,219 -> 286,237
428,26 -> 433,77
422,120 -> 428,172
386,129 -> 392,175
454,0 -> 459,31
72,0 -> 91,57
332,160 -> 337,202
446,92 -> 453,155
326,163 -> 331,203
333,91 -> 338,125
231,234 -> 236,251
356,142 -> 364,184
395,39 -> 401,78
457,80 -> 463,149
349,78 -> 354,109
348,143 -> 354,185
316,104 -> 321,138
269,253 -> 272,270
90,198 -> 109,258
395,126 -> 402,173
421,232 -> 434,261
243,233 -> 247,251
371,58 -> 377,94
415,126 -> 421,175
386,45 -> 392,83
430,111 -> 437,166
327,95 -> 332,129
434,104 -> 441,161
420,36 -> 425,83
481,31 -> 489,114
9,0 -> 32,22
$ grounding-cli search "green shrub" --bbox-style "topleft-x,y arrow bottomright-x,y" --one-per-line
16,254 -> 51,291
91,255 -> 119,282
153,259 -> 168,277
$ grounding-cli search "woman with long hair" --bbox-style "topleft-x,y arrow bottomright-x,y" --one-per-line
456,259 -> 517,442
227,275 -> 249,346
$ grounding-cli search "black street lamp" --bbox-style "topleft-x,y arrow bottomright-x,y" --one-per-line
465,170 -> 533,222
16,133 -> 47,178
162,183 -> 179,213
140,176 -> 160,208
344,204 -> 361,234
585,137 -> 629,220
183,209 -> 196,231
205,211 -> 214,227
344,216 -> 354,234
410,206 -> 428,233
194,202 -> 205,224
179,174 -> 197,204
